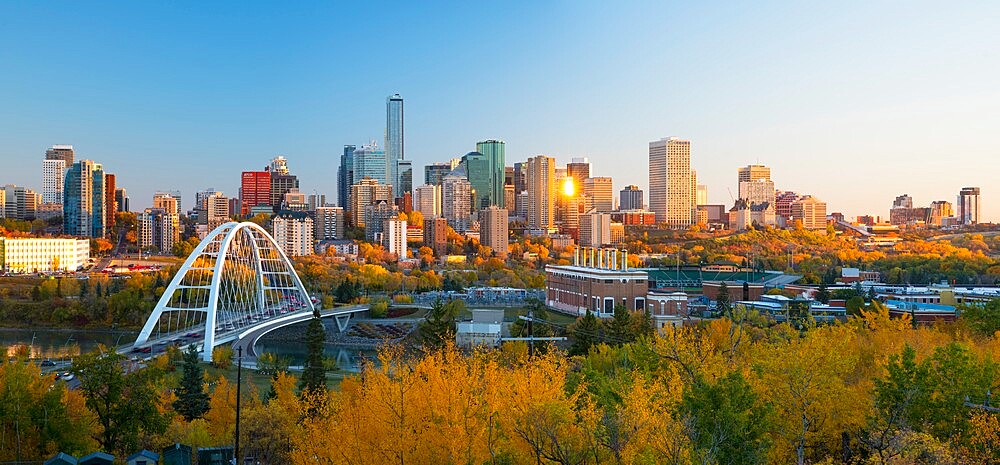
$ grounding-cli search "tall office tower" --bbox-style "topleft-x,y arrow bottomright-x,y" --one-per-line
138,208 -> 179,252
205,192 -> 230,230
696,184 -> 709,206
738,164 -> 771,183
241,171 -> 271,215
583,177 -> 614,212
153,193 -> 180,216
424,163 -> 452,187
461,151 -> 490,209
424,217 -> 449,257
381,217 -> 407,259
775,191 -> 800,219
45,145 -> 75,167
566,157 -> 591,186
3,185 -> 40,220
413,184 -> 441,218
154,190 -> 183,214
393,159 -> 413,198
579,211 -> 612,247
480,206 -> 509,258
314,206 -> 346,241
504,184 -> 515,213
63,160 -> 106,238
526,155 -> 556,232
957,187 -> 981,225
338,145 -> 356,208
648,137 -> 692,228
270,172 -> 299,210
115,188 -> 129,212
386,94 -> 404,189
271,211 -> 314,257
349,178 -> 393,227
561,195 -> 584,233
790,195 -> 827,230
269,156 -> 289,175
475,139 -> 506,209
307,193 -> 326,211
41,159 -> 65,205
513,162 -> 528,218
619,185 -> 643,211
353,141 -> 387,185
104,173 -> 117,233
929,201 -> 954,227
364,201 -> 397,242
442,172 -> 473,231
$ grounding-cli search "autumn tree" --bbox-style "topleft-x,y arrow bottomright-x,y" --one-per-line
680,372 -> 772,465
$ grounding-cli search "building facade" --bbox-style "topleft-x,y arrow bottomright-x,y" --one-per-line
338,145 -> 356,208
272,211 -> 314,257
314,206 -> 346,241
475,139 -> 506,209
442,173 -> 472,231
137,208 -> 180,253
381,217 -> 407,258
353,141 -> 387,185
648,137 -> 692,228
479,206 -> 508,258
619,185 -> 643,211
424,217 -> 449,257
0,238 -> 90,273
583,177 -> 613,212
790,195 -> 828,230
63,160 -> 105,238
41,158 -> 65,205
240,171 -> 271,216
349,178 -> 393,227
958,187 -> 981,225
386,94 -> 404,193
413,184 -> 441,219
526,155 -> 555,232
546,248 -> 647,315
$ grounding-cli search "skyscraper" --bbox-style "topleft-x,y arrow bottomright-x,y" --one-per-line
104,173 -> 117,233
738,165 -> 771,183
393,159 -> 413,198
338,145 -> 356,208
424,163 -> 452,187
475,139 -> 506,209
648,137 -> 692,228
353,141 -> 387,185
442,171 -> 473,231
526,155 -> 556,232
349,178 -> 393,227
270,171 -> 299,211
314,206 -> 346,241
3,185 -> 40,221
386,94 -> 404,192
269,156 -> 290,175
153,193 -> 180,216
115,188 -> 129,213
240,171 -> 271,216
63,160 -> 106,238
461,151 -> 490,210
619,185 -> 643,211
480,206 -> 509,258
583,177 -> 614,212
138,208 -> 180,253
957,187 -> 981,225
566,157 -> 591,186
45,145 -> 74,167
41,159 -> 65,205
413,184 -> 441,218
737,164 -> 776,209
791,195 -> 827,230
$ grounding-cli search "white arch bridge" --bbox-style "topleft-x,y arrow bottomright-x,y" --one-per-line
132,222 -> 366,362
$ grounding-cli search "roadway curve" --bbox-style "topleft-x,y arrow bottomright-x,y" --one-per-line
230,305 -> 369,366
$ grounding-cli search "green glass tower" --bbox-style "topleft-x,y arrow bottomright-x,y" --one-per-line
474,139 -> 505,209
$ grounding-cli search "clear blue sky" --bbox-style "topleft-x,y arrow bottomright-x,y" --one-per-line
1,1 -> 998,221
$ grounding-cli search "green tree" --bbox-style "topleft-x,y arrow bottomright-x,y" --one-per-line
298,310 -> 327,395
815,282 -> 830,304
959,298 -> 1000,336
846,296 -> 866,316
608,304 -> 634,345
420,299 -> 463,348
715,281 -> 731,315
568,309 -> 602,356
73,348 -> 167,455
680,372 -> 772,465
172,345 -> 210,421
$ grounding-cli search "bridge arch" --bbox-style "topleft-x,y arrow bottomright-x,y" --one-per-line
134,221 -> 314,361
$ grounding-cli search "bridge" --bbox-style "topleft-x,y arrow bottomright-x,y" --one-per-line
131,221 -> 367,362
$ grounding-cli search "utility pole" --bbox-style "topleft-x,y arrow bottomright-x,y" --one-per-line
527,308 -> 534,357
234,346 -> 243,464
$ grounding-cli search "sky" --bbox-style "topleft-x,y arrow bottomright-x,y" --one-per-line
1,1 -> 998,221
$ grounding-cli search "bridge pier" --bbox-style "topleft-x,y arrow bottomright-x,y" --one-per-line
334,314 -> 352,332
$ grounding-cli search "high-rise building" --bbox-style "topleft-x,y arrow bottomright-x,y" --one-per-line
442,171 -> 473,231
583,177 -> 613,212
775,191 -> 800,220
424,217 -> 449,257
349,178 -> 393,227
619,185 -> 643,211
3,185 -> 40,221
153,193 -> 179,216
204,192 -> 230,230
353,141 -> 387,185
104,173 -> 117,233
475,140 -> 506,209
381,217 -> 407,258
154,190 -> 183,214
338,145 -> 356,208
790,195 -> 827,230
424,163 -> 451,187
892,194 -> 913,209
957,187 -> 981,225
386,94 -> 404,189
270,172 -> 299,211
115,188 -> 129,213
413,184 -> 441,219
649,137 -> 692,228
566,157 -> 591,186
579,211 -> 612,247
271,211 -> 314,257
690,170 -> 698,223
241,171 -> 271,216
45,145 -> 74,167
504,184 -> 515,213
63,160 -> 106,238
696,184 -> 709,206
461,151 -> 490,210
480,206 -> 508,258
282,188 -> 308,211
138,208 -> 180,253
269,156 -> 290,175
307,194 -> 326,211
364,201 -> 397,242
738,164 -> 771,183
737,164 -> 776,211
526,155 -> 556,232
41,159 -> 65,205
929,201 -> 954,227
314,206 -> 346,241
393,159 -> 413,198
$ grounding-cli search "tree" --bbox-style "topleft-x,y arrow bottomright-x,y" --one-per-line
569,310 -> 602,356
608,304 -> 634,345
958,298 -> 1000,336
73,348 -> 167,455
715,281 -> 731,315
173,345 -> 210,421
680,372 -> 772,465
846,296 -> 866,316
815,282 -> 831,304
420,299 -> 463,348
299,310 -> 327,395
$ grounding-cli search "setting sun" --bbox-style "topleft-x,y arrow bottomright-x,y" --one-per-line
562,177 -> 576,197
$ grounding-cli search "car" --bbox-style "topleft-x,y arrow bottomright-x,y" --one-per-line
60,372 -> 74,381
40,359 -> 56,367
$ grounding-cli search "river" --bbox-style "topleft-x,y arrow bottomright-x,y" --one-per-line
0,328 -> 138,360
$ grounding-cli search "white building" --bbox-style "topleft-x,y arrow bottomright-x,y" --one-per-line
41,159 -> 65,205
442,173 -> 472,231
272,212 -> 314,257
648,137 -> 692,228
456,309 -> 504,349
137,208 -> 180,253
381,218 -> 407,259
0,238 -> 90,273
579,211 -> 612,247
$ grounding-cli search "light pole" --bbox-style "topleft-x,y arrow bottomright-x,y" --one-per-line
235,346 -> 243,464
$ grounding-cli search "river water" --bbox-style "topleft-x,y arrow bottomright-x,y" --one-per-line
0,328 -> 138,360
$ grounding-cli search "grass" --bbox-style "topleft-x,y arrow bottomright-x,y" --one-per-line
202,361 -> 348,397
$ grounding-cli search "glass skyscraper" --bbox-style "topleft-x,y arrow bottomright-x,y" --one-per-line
386,94 -> 406,196
353,141 -> 387,185
63,160 -> 106,238
337,145 -> 355,208
475,139 -> 506,209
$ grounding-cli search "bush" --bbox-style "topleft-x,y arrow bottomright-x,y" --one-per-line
370,300 -> 389,319
211,345 -> 233,369
393,294 -> 414,304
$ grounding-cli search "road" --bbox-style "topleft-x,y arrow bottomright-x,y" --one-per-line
230,305 -> 369,366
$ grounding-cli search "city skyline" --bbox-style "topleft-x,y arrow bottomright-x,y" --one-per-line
1,2 -> 998,220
